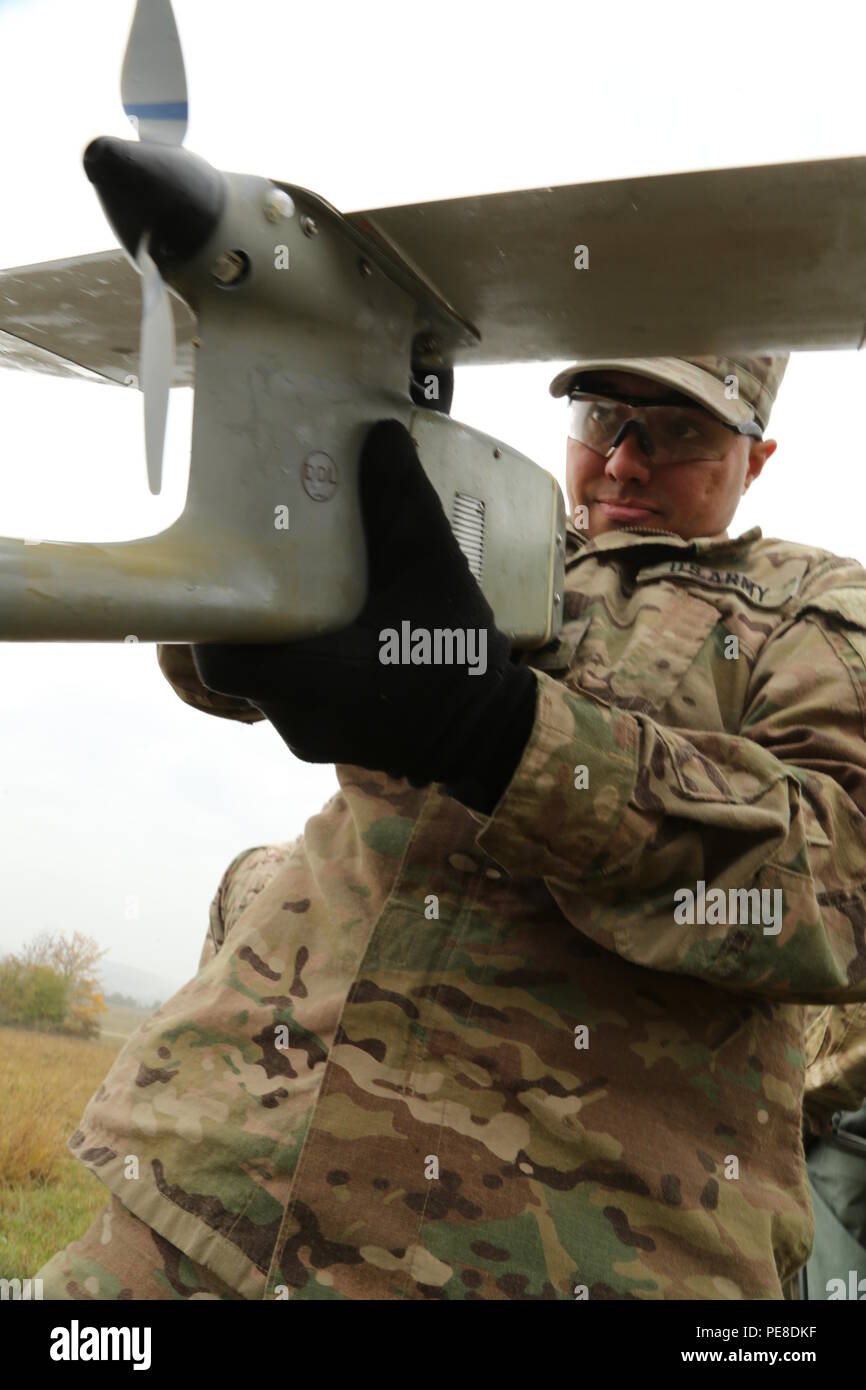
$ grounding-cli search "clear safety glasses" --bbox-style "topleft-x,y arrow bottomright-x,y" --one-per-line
567,390 -> 762,464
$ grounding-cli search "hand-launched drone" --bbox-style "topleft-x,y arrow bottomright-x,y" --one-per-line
1,0 -> 865,646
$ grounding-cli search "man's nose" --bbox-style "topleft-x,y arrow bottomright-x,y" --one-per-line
604,424 -> 653,483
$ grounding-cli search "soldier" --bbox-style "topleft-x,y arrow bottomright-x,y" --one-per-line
36,353 -> 866,1300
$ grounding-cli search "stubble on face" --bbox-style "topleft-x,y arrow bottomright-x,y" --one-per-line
565,371 -> 753,541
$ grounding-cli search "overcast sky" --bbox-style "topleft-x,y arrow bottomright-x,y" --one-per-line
1,0 -> 865,997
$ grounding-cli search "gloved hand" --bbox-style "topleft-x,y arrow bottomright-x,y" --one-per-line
192,419 -> 537,813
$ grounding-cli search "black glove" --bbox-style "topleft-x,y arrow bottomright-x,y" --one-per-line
192,419 -> 537,813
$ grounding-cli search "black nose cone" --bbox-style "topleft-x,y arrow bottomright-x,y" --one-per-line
84,137 -> 225,267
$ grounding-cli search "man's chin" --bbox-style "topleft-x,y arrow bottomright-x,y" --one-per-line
589,508 -> 669,537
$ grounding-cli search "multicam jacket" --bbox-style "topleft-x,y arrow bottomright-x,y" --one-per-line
69,519 -> 866,1300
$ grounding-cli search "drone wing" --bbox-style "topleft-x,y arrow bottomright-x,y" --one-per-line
0,249 -> 195,387
3,156 -> 865,387
349,155 -> 866,363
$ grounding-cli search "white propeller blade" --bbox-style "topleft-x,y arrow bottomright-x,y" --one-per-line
138,238 -> 174,495
121,0 -> 188,146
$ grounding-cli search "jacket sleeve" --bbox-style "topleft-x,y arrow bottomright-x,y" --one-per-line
157,644 -> 266,724
802,1003 -> 866,1135
473,583 -> 866,1004
199,842 -> 298,971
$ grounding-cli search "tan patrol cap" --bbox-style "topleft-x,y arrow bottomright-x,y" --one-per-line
549,352 -> 789,434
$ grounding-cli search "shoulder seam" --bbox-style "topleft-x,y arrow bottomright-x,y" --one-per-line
806,613 -> 866,739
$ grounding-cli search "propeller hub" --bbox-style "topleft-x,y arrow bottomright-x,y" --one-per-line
84,136 -> 225,268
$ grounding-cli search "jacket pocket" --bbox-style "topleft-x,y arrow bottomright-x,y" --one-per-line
565,583 -> 721,715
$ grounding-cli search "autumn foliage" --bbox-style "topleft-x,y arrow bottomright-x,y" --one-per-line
0,931 -> 108,1038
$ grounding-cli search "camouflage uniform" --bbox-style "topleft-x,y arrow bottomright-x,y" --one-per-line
36,512 -> 866,1300
803,1003 -> 866,1138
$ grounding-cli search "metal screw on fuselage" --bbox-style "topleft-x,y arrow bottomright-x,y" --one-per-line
211,250 -> 248,285
359,258 -> 372,277
493,447 -> 502,459
300,215 -> 319,237
263,187 -> 295,223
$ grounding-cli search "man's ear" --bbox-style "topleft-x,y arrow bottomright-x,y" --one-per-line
743,438 -> 777,491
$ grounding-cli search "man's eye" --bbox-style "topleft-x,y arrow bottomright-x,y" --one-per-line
668,417 -> 702,440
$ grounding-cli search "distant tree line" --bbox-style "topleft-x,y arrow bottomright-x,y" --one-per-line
0,931 -> 108,1039
104,990 -> 164,1011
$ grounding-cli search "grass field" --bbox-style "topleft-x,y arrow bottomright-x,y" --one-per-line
0,1005 -> 153,1279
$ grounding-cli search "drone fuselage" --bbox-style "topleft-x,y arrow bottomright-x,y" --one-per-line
0,162 -> 565,648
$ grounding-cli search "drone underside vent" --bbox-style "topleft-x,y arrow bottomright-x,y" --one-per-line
451,492 -> 485,581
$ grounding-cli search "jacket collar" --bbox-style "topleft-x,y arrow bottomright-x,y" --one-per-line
565,518 -> 763,563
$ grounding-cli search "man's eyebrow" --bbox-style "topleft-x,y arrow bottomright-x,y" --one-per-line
575,382 -> 711,411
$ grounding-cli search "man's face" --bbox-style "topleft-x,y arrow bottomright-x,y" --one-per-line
565,370 -> 777,541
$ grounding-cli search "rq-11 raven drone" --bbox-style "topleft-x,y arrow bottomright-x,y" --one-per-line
1,0 -> 865,647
